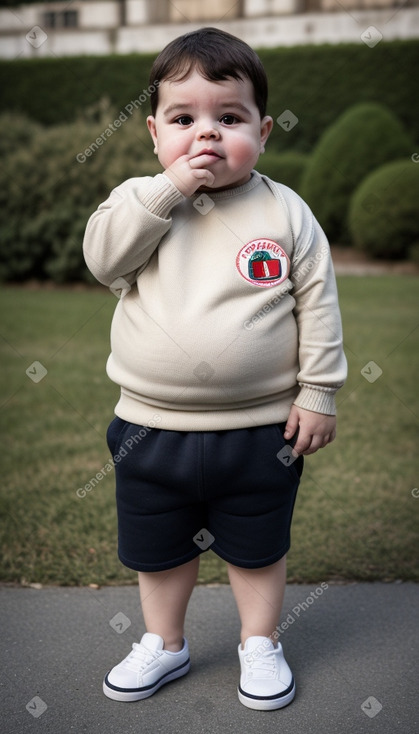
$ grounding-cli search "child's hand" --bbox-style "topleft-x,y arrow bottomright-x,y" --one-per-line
284,405 -> 336,456
164,154 -> 216,197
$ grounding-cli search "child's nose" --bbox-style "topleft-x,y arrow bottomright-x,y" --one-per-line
197,123 -> 220,140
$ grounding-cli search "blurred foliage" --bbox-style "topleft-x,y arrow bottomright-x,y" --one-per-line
0,104 -> 161,282
257,151 -> 309,194
348,159 -> 419,259
300,102 -> 414,243
0,111 -> 42,157
0,40 -> 418,151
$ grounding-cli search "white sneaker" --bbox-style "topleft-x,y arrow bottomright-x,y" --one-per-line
103,632 -> 190,701
238,636 -> 295,710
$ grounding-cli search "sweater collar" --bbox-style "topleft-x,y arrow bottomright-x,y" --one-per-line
192,170 -> 262,201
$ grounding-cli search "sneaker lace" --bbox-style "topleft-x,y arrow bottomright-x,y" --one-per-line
124,642 -> 160,672
246,649 -> 277,679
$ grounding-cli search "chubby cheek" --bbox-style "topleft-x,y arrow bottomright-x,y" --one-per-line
156,135 -> 190,169
227,135 -> 261,170
157,144 -> 182,169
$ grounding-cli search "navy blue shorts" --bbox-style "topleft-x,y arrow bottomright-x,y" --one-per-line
106,418 -> 303,572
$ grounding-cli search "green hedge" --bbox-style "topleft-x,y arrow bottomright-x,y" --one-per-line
300,102 -> 414,243
1,40 -> 418,153
348,159 -> 419,259
257,151 -> 309,193
0,107 -> 161,282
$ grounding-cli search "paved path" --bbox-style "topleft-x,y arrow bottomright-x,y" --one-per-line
330,246 -> 419,276
1,582 -> 418,734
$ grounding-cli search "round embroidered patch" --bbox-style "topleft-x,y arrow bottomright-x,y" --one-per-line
236,238 -> 290,288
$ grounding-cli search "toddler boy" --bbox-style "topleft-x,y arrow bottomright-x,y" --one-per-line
83,27 -> 347,711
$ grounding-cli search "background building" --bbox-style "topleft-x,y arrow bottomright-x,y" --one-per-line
0,0 -> 418,58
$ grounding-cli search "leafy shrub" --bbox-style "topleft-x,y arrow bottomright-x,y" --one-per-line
300,103 -> 414,243
0,111 -> 41,157
0,107 -> 161,282
348,159 -> 419,259
257,151 -> 309,193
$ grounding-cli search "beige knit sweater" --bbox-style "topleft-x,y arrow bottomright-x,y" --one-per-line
83,170 -> 347,430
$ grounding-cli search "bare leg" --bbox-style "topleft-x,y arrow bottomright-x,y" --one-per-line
227,555 -> 287,648
138,556 -> 200,651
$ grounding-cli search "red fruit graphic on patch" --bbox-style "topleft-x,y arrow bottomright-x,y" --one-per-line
249,252 -> 281,280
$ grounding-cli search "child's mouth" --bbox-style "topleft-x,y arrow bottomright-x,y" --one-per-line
194,149 -> 222,159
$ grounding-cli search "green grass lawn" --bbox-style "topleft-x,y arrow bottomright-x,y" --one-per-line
1,277 -> 418,586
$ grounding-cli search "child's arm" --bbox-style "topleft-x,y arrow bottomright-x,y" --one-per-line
83,157 -> 215,287
83,174 -> 185,287
273,185 -> 347,456
284,405 -> 336,456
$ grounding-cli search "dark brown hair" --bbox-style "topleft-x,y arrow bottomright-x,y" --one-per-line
148,27 -> 268,118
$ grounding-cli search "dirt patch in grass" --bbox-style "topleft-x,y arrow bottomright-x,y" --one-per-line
331,246 -> 419,276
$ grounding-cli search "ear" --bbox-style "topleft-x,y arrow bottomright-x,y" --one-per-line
259,116 -> 273,154
147,116 -> 158,154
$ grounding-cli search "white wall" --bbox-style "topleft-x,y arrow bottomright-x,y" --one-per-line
0,4 -> 418,59
168,0 -> 242,22
81,2 -> 120,29
245,0 -> 300,17
0,5 -> 40,30
0,2 -> 120,32
117,8 -> 419,53
125,0 -> 148,26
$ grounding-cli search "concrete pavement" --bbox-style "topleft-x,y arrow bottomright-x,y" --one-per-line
1,582 -> 418,734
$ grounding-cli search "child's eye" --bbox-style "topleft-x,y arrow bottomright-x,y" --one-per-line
175,115 -> 193,126
220,114 -> 239,125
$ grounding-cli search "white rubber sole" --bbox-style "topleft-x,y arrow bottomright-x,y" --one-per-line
238,680 -> 296,711
103,660 -> 190,702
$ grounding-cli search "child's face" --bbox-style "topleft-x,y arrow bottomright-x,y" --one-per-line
147,69 -> 273,192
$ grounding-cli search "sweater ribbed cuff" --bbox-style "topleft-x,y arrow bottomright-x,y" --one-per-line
140,174 -> 185,219
293,384 -> 338,416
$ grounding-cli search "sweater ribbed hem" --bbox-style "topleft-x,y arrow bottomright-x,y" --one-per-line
293,384 -> 338,415
112,387 -> 299,431
140,174 -> 185,219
